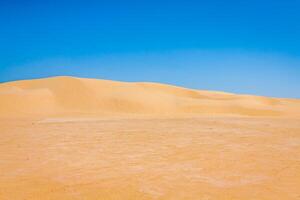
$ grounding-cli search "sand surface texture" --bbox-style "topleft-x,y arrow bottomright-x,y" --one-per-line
1,77 -> 300,199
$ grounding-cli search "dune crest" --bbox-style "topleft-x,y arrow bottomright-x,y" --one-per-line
0,76 -> 299,117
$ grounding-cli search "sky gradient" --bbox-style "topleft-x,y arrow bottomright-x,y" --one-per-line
1,0 -> 300,98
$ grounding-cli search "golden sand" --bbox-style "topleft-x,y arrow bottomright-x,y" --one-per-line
0,77 -> 300,199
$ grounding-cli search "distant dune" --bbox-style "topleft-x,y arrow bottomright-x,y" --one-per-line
0,76 -> 300,118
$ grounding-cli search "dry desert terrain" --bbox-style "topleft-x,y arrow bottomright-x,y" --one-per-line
1,76 -> 300,199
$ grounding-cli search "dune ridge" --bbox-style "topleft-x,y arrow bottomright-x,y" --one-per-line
0,76 -> 299,118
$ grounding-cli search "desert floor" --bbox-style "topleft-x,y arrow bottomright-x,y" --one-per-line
1,116 -> 300,200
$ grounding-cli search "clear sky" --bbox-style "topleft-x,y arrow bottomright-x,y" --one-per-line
1,0 -> 300,98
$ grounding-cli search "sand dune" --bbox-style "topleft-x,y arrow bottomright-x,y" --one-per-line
1,76 -> 300,200
0,76 -> 299,118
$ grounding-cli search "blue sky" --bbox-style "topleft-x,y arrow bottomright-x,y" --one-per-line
1,0 -> 300,98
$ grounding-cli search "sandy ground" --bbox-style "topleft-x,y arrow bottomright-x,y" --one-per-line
1,116 -> 300,200
1,77 -> 300,199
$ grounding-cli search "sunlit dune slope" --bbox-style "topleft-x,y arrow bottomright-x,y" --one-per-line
0,76 -> 299,117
